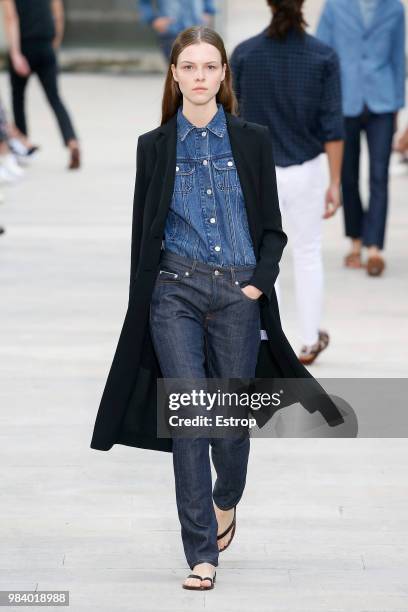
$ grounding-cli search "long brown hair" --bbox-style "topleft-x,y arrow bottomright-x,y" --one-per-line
266,0 -> 307,40
161,26 -> 237,125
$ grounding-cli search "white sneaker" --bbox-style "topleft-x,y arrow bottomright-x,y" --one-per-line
0,165 -> 19,184
8,138 -> 29,156
0,153 -> 24,178
8,139 -> 39,165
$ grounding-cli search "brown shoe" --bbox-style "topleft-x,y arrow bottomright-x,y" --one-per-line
366,255 -> 385,276
68,146 -> 81,170
299,330 -> 330,365
344,251 -> 364,268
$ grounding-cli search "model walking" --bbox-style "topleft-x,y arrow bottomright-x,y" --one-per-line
230,0 -> 344,365
1,0 -> 81,169
150,25 -> 287,590
90,25 -> 344,592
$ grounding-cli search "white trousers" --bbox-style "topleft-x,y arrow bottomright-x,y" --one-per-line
274,154 -> 327,347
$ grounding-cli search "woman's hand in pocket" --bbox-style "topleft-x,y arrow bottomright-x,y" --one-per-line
241,284 -> 263,300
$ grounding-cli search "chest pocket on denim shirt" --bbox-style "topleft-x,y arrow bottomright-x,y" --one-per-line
174,162 -> 195,194
212,158 -> 239,191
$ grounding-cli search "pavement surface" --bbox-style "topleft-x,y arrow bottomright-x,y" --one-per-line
0,31 -> 408,612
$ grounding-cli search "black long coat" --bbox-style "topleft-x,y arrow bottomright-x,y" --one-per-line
90,111 -> 343,453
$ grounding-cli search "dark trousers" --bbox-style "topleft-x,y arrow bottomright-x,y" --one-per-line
341,106 -> 394,249
157,32 -> 176,61
8,39 -> 77,146
149,249 -> 261,569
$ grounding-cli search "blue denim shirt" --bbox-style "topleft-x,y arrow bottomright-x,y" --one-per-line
163,103 -> 257,267
138,0 -> 216,37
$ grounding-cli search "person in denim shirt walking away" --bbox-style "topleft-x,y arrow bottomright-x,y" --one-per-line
317,0 -> 406,276
138,0 -> 216,59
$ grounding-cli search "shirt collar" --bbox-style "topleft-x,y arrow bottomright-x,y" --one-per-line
177,103 -> 226,141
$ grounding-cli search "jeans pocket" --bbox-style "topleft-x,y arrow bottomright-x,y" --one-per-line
234,275 -> 259,302
157,265 -> 182,282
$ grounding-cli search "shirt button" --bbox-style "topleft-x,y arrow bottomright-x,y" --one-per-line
201,131 -> 207,137
176,166 -> 179,172
214,246 -> 221,252
206,188 -> 212,195
203,159 -> 208,165
227,160 -> 233,166
210,217 -> 216,223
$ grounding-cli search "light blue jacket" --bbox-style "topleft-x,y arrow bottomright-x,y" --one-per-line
138,0 -> 216,37
316,0 -> 406,116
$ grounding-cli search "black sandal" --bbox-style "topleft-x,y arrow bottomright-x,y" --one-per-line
182,571 -> 216,590
217,505 -> 236,552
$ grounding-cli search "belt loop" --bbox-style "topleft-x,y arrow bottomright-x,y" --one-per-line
230,265 -> 236,283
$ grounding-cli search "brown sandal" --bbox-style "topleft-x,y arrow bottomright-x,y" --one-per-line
344,252 -> 364,268
299,330 -> 330,365
366,255 -> 385,276
68,146 -> 81,170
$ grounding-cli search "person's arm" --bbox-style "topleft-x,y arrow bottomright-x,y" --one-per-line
51,0 -> 64,49
1,0 -> 30,76
246,126 -> 288,302
315,0 -> 334,47
319,49 -> 344,218
323,141 -> 343,218
138,0 -> 174,34
128,137 -> 147,306
394,125 -> 408,154
390,6 -> 406,113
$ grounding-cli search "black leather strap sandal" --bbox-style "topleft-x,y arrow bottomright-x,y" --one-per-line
217,505 -> 236,552
182,572 -> 216,590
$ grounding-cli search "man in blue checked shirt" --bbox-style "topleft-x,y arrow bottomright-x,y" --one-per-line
230,0 -> 344,366
317,0 -> 406,277
138,0 -> 217,60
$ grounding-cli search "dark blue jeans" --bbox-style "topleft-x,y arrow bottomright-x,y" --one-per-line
157,32 -> 176,61
341,106 -> 394,249
149,249 -> 261,569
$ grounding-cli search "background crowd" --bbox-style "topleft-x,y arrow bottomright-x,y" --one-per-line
0,0 -> 407,363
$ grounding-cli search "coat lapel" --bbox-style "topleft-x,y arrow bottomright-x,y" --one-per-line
150,114 -> 177,233
366,0 -> 386,33
353,0 -> 365,30
225,112 -> 259,246
354,0 -> 383,33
